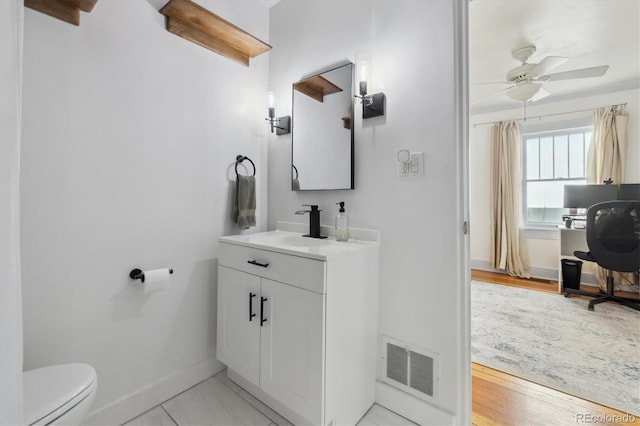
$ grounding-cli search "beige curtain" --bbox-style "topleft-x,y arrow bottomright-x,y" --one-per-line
587,105 -> 628,185
586,105 -> 632,291
490,121 -> 531,278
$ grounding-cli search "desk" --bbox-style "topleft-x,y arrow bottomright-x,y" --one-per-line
557,225 -> 589,292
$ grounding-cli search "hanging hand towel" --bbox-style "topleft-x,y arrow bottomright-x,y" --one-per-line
234,175 -> 256,229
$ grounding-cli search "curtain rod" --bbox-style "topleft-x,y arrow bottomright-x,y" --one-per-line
472,103 -> 627,128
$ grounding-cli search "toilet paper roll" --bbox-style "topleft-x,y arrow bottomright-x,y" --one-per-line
142,268 -> 172,293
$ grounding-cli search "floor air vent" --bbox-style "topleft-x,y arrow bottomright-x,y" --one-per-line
381,336 -> 438,401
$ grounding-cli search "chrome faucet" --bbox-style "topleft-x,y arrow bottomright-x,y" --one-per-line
295,204 -> 326,239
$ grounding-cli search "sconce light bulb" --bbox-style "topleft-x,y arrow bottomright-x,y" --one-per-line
266,91 -> 276,109
361,65 -> 368,81
266,91 -> 276,126
355,48 -> 371,84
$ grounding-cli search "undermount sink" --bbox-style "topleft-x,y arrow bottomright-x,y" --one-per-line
271,235 -> 332,247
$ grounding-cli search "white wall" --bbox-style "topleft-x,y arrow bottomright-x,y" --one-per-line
20,1 -> 269,423
470,88 -> 640,276
0,1 -> 24,424
268,1 -> 468,424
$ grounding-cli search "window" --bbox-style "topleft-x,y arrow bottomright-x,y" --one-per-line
523,126 -> 592,225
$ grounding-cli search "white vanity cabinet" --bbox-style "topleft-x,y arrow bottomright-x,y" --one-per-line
217,255 -> 324,424
216,225 -> 379,426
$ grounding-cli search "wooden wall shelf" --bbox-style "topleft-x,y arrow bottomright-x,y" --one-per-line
25,0 -> 99,26
159,0 -> 271,67
293,75 -> 343,103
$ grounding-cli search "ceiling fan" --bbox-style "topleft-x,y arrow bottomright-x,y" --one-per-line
475,44 -> 609,104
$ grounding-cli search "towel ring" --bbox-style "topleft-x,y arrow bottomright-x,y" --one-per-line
235,155 -> 256,177
292,164 -> 298,180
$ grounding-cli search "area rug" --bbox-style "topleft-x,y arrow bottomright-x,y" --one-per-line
471,281 -> 640,415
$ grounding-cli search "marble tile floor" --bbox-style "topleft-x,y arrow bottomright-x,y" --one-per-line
122,370 -> 416,426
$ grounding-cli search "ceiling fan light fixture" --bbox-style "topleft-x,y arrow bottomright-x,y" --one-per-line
506,82 -> 542,102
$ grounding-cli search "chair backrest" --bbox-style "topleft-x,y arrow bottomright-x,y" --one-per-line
586,200 -> 640,272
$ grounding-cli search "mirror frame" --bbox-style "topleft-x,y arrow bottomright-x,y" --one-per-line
291,62 -> 354,191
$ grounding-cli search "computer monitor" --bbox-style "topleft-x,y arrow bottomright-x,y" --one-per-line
563,184 -> 618,209
618,183 -> 640,201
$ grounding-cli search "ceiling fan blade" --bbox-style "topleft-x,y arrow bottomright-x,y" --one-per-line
530,87 -> 550,102
532,56 -> 569,77
538,65 -> 609,81
471,85 -> 513,104
473,81 -> 511,86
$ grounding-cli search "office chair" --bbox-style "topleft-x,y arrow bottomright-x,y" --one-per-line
564,200 -> 640,311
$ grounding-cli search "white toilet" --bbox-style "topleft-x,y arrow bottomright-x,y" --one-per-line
24,363 -> 97,426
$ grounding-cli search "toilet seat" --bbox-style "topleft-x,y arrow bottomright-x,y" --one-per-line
24,363 -> 97,426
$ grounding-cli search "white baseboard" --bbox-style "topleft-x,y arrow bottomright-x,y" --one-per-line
470,259 -> 598,286
375,381 -> 455,425
84,357 -> 224,425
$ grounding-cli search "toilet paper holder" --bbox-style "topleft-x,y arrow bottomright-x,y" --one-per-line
129,268 -> 174,283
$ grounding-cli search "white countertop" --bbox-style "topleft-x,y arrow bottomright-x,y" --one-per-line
219,222 -> 379,261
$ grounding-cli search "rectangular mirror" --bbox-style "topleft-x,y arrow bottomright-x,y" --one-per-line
292,62 -> 354,191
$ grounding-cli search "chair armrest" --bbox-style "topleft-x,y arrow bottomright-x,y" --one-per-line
573,250 -> 594,262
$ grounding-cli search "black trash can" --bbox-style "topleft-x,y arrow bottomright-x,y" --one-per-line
561,259 -> 583,290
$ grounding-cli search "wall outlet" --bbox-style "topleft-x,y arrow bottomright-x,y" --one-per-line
398,152 -> 424,179
398,160 -> 411,179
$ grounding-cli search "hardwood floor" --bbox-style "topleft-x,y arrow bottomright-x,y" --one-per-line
471,268 -> 640,298
472,269 -> 559,293
471,270 -> 640,426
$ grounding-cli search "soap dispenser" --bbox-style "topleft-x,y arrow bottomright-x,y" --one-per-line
335,201 -> 350,242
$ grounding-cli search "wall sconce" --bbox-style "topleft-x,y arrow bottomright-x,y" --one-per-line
265,91 -> 290,135
355,49 -> 385,119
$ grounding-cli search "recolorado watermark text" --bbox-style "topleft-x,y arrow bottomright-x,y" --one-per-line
576,413 -> 637,423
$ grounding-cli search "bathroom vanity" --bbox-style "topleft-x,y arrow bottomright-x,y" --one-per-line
216,222 -> 379,425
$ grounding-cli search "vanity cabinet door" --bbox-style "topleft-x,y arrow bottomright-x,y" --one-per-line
216,266 -> 261,387
259,278 -> 325,425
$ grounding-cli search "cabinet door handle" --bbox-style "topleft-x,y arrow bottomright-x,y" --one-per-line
260,297 -> 268,326
249,292 -> 256,321
248,260 -> 269,268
